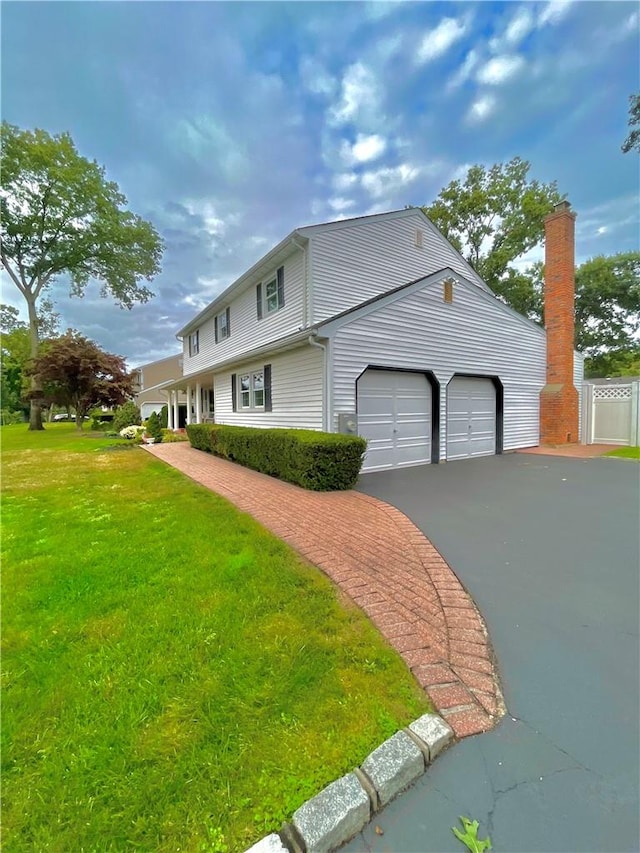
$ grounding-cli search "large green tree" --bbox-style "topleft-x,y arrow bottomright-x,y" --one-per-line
1,301 -> 59,419
621,93 -> 640,154
423,157 -> 563,299
31,331 -> 134,430
506,253 -> 640,376
0,123 -> 163,430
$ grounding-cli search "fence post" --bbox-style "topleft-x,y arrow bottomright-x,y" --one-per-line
631,382 -> 640,447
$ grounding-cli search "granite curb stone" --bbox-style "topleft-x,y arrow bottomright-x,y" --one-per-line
360,731 -> 425,808
245,714 -> 455,853
245,834 -> 290,853
408,713 -> 454,761
292,772 -> 370,853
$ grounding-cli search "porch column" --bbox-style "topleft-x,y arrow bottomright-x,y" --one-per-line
173,392 -> 180,430
186,385 -> 192,426
195,382 -> 202,423
167,392 -> 174,430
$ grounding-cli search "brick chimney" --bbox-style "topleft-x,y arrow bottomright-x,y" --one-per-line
539,200 -> 579,444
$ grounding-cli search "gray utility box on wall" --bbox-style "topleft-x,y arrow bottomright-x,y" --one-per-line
338,413 -> 358,435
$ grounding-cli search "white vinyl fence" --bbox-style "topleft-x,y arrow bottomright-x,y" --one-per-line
582,382 -> 640,446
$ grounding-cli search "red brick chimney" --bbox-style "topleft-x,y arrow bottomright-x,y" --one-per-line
539,200 -> 579,444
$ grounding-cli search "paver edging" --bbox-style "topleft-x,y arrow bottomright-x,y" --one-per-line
246,713 -> 454,853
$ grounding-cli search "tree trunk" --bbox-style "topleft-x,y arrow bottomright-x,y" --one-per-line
75,413 -> 84,431
26,297 -> 44,431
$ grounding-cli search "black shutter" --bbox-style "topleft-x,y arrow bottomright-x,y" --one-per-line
256,283 -> 263,320
214,315 -> 219,344
264,364 -> 272,412
277,266 -> 284,308
231,374 -> 237,412
226,306 -> 231,337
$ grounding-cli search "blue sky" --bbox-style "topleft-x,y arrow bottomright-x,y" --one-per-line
2,0 -> 638,366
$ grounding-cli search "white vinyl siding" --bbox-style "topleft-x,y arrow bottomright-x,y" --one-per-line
183,249 -> 305,376
310,212 -> 486,323
214,345 -> 323,430
331,275 -> 546,459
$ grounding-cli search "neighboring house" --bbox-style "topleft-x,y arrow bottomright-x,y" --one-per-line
164,205 -> 583,472
133,354 -> 190,423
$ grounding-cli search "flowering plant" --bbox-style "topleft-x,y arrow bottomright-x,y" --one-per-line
119,425 -> 145,440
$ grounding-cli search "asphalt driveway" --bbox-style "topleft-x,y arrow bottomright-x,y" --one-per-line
344,453 -> 639,853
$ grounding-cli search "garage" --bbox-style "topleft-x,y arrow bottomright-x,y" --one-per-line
357,369 -> 433,471
446,375 -> 496,460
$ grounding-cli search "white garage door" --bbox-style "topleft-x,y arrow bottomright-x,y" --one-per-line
358,369 -> 431,472
446,376 -> 496,460
140,402 -> 163,420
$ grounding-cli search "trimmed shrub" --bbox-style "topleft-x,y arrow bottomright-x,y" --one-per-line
185,424 -> 366,491
145,411 -> 163,443
161,428 -> 188,443
159,405 -> 168,429
113,401 -> 142,433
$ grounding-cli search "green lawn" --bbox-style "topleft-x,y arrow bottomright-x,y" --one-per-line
1,424 -> 429,853
604,446 -> 640,460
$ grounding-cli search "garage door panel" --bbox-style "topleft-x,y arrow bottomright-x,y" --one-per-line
447,376 -> 496,460
358,369 -> 431,472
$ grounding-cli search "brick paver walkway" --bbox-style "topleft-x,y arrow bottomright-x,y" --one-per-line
144,443 -> 504,737
518,443 -> 613,458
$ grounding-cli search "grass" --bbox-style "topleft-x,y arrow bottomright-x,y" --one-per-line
604,446 -> 640,460
1,423 -> 430,853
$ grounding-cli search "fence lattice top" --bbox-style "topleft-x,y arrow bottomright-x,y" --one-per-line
592,384 -> 632,400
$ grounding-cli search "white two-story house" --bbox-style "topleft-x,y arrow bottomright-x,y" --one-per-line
165,207 -> 583,472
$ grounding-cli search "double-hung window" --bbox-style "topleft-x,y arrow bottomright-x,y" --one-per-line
256,266 -> 284,319
232,365 -> 272,412
239,371 -> 264,409
215,307 -> 231,343
188,330 -> 199,356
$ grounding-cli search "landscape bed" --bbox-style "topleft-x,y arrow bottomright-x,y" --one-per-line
1,423 -> 429,852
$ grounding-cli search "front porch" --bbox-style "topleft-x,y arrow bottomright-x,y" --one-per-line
164,372 -> 215,430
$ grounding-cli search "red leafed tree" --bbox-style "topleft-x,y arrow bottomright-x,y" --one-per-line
31,331 -> 134,430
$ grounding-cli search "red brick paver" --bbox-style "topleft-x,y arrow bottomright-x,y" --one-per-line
517,444 -> 613,458
143,443 -> 504,738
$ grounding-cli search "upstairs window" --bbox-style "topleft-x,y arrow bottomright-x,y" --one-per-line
215,307 -> 231,343
188,330 -> 199,356
256,266 -> 285,319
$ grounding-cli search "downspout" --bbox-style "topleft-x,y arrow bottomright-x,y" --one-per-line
308,331 -> 329,432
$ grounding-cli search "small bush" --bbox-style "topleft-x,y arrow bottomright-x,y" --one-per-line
159,405 -> 168,429
145,411 -> 163,443
185,424 -> 366,491
113,402 -> 142,433
119,425 -> 145,440
161,429 -> 188,443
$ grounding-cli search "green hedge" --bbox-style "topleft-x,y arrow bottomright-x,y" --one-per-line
185,424 -> 366,491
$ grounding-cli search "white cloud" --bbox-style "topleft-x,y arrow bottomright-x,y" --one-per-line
476,55 -> 525,85
328,197 -> 356,212
361,163 -> 421,198
332,172 -> 359,191
466,95 -> 497,124
538,0 -> 574,28
416,17 -> 468,64
299,56 -> 337,97
329,62 -> 378,125
340,133 -> 387,165
504,7 -> 535,45
447,49 -> 479,90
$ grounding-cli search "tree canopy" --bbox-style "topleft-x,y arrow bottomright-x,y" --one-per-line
621,93 -> 640,154
31,331 -> 134,430
0,122 -> 163,429
423,157 -> 563,298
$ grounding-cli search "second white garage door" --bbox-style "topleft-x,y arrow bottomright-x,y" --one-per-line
446,376 -> 496,460
358,369 -> 432,472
